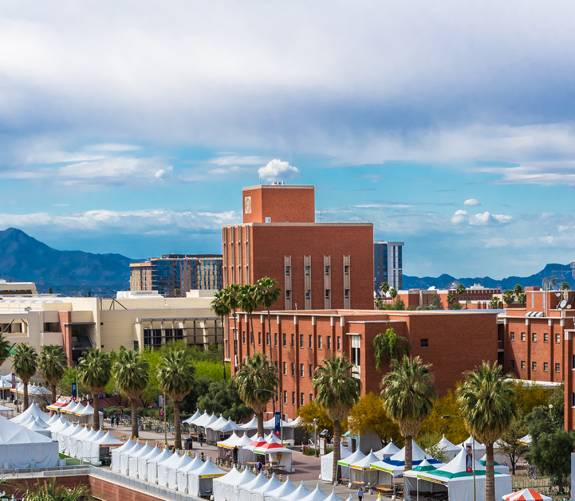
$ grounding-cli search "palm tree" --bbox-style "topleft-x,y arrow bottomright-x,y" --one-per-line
256,277 -> 281,362
211,291 -> 231,382
381,356 -> 437,471
0,332 -> 11,370
457,362 -> 517,501
11,343 -> 38,410
39,345 -> 68,411
379,281 -> 390,298
23,477 -> 87,501
389,288 -> 398,299
313,356 -> 361,485
238,284 -> 258,350
233,352 -> 278,437
78,348 -> 112,430
373,328 -> 411,371
113,349 -> 149,439
157,348 -> 195,448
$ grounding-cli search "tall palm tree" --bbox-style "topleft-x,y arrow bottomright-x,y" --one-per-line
313,355 -> 361,485
381,356 -> 437,471
78,348 -> 112,430
113,349 -> 149,439
233,352 -> 278,437
238,284 -> 258,351
256,277 -> 281,362
211,290 -> 231,382
157,348 -> 195,448
457,362 -> 518,501
11,343 -> 38,410
373,328 -> 411,371
39,345 -> 68,411
0,332 -> 11,370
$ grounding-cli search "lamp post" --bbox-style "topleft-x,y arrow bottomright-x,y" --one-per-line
442,415 -> 475,501
313,418 -> 318,457
255,388 -> 283,443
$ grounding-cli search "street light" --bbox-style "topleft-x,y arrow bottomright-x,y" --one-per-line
442,415 -> 475,501
255,388 -> 283,443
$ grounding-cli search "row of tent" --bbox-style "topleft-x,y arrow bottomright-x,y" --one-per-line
217,433 -> 294,471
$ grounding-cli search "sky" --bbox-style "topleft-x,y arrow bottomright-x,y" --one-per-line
2,1 -> 575,279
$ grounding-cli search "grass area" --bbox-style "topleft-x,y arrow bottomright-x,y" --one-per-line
58,453 -> 91,466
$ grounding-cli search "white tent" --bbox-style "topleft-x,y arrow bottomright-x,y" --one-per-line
216,465 -> 254,501
157,450 -> 182,487
147,448 -> 173,484
374,441 -> 400,460
183,409 -> 202,425
75,403 -> 94,425
137,445 -> 162,481
323,490 -> 343,501
82,430 -> 104,464
87,431 -> 123,466
253,435 -> 293,472
0,415 -> 59,468
56,422 -> 78,453
264,476 -> 296,501
349,450 -> 380,488
167,452 -> 193,489
299,485 -> 328,501
176,455 -> 204,493
213,465 -> 241,500
10,403 -> 49,425
120,441 -> 142,475
206,415 -> 229,442
188,458 -> 225,497
218,433 -> 255,464
281,481 -> 312,501
214,418 -> 243,438
459,436 -> 487,456
69,426 -> 93,458
45,414 -> 61,426
337,448 -> 365,468
264,416 -> 294,441
240,416 -> 259,430
128,442 -> 154,478
321,445 -> 351,482
403,448 -> 512,501
111,439 -> 135,472
518,435 -> 532,446
436,435 -> 462,461
238,472 -> 269,501
64,424 -> 85,456
251,474 -> 282,501
65,401 -> 83,416
22,417 -> 51,438
478,454 -> 510,474
192,411 -> 210,427
50,419 -> 70,446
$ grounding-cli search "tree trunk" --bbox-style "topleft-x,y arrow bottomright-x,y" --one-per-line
131,398 -> 138,439
93,393 -> 100,431
23,381 -> 29,410
332,420 -> 341,485
267,308 -> 272,363
257,411 -> 264,438
221,315 -> 227,383
250,314 -> 255,353
557,474 -> 564,493
485,442 -> 495,501
405,435 -> 413,472
174,400 -> 182,449
51,384 -> 57,415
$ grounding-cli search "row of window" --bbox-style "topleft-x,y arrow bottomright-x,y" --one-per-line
510,332 -> 559,343
512,360 -> 560,372
280,391 -> 312,406
285,289 -> 349,300
283,362 -> 316,378
242,331 -> 342,351
285,265 -> 350,276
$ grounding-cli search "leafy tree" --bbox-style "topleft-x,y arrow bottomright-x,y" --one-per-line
296,400 -> 346,442
233,352 -> 278,437
78,348 -> 112,430
517,293 -> 527,304
238,284 -> 258,348
174,288 -> 181,297
256,277 -> 281,363
450,302 -> 462,310
374,297 -> 385,310
57,367 -> 90,401
446,293 -> 454,305
48,287 -> 53,294
512,380 -> 553,415
393,297 -> 406,310
210,290 -> 231,382
379,282 -> 390,297
38,345 -> 67,409
525,406 -> 575,493
22,477 -> 87,501
514,284 -> 524,296
347,392 -> 401,446
313,355 -> 361,485
429,294 -> 444,310
11,343 -> 39,410
420,388 -> 468,445
502,290 -> 515,305
418,432 -> 449,463
373,328 -> 411,371
196,379 -> 252,422
381,356 -> 437,471
113,348 -> 149,438
561,281 -> 570,290
157,348 -> 195,448
389,288 -> 398,299
457,362 -> 517,501
489,297 -> 501,309
497,415 -> 528,474
0,332 -> 11,370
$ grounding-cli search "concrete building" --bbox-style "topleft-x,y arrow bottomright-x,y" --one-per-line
373,241 -> 404,293
0,290 -> 221,373
130,254 -> 223,297
222,184 -> 374,312
0,279 -> 37,295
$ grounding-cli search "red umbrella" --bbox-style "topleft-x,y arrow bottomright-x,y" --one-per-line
503,488 -> 552,501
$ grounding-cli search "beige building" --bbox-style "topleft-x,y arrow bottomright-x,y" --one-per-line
0,279 -> 38,295
0,289 -> 221,374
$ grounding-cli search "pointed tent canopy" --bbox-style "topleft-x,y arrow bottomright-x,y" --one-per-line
299,485 -> 328,501
214,464 -> 240,484
65,401 -> 83,414
93,431 -> 124,446
420,448 -> 486,480
337,448 -> 365,467
458,436 -> 486,455
22,417 -> 47,433
46,414 -> 61,426
76,403 -> 94,416
214,418 -> 244,433
10,403 -> 49,424
149,448 -> 173,464
132,442 -> 154,459
192,458 -> 225,478
208,414 -> 228,430
239,416 -> 259,430
437,435 -> 461,451
122,441 -> 142,457
410,459 -> 438,472
113,438 -> 135,452
503,488 -> 552,501
252,473 -> 282,496
74,426 -> 93,441
266,476 -> 296,500
264,416 -> 293,428
254,434 -> 292,455
218,432 -> 253,449
183,409 -> 202,425
324,490 -> 343,501
350,450 -> 380,471
478,454 -> 510,474
58,400 -> 77,413
240,472 -> 268,492
374,441 -> 399,460
170,451 -> 193,470
518,435 -> 532,445
64,424 -> 84,438
192,411 -> 211,427
158,450 -> 180,468
245,435 -> 267,451
0,415 -> 53,444
178,455 -> 204,473
203,413 -> 218,428
140,445 -> 162,461
50,419 -> 70,433
231,467 -> 255,487
370,441 -> 442,476
20,415 -> 39,428
86,430 -> 106,443
282,481 -> 312,501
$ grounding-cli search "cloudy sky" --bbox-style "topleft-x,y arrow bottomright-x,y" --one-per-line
2,1 -> 575,279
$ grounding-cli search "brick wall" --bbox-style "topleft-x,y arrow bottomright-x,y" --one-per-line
242,185 -> 315,224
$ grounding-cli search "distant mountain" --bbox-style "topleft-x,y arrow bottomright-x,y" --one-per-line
403,263 -> 575,291
0,228 -> 132,289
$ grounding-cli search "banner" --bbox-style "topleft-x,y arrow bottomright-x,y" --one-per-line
274,411 -> 281,436
72,382 -> 77,399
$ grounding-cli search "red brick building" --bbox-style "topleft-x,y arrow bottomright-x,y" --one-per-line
397,284 -> 501,310
229,308 -> 500,420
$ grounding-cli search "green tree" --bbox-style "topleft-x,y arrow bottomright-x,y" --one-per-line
514,284 -> 524,296
502,290 -> 515,305
157,348 -> 196,448
233,352 -> 278,437
48,287 -> 53,294
78,348 -> 112,430
446,293 -> 455,305
196,379 -> 252,422
373,328 -> 411,371
347,392 -> 401,446
256,277 -> 281,363
489,296 -> 500,309
497,414 -> 528,475
0,332 -> 11,370
420,389 -> 468,445
517,293 -> 527,304
296,400 -> 346,442
113,348 -> 149,438
381,356 -> 437,472
174,288 -> 181,297
38,345 -> 67,410
457,362 -> 518,501
238,284 -> 259,348
11,343 -> 39,410
450,302 -> 462,310
389,287 -> 398,299
561,282 -> 570,290
392,297 -> 406,310
379,282 -> 390,297
429,294 -> 444,310
455,284 -> 466,298
313,355 -> 361,485
22,477 -> 88,501
211,290 -> 231,382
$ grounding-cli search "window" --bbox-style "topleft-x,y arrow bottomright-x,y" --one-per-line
351,336 -> 361,366
284,391 -> 287,404
325,266 -> 330,275
286,290 -> 291,301
344,265 -> 349,275
556,333 -> 561,343
283,333 -> 286,347
291,363 -> 295,376
305,290 -> 311,300
318,336 -> 322,349
337,336 -> 341,350
300,364 -> 304,377
309,335 -> 312,348
572,354 -> 575,370
258,332 -> 261,345
344,289 -> 350,300
572,392 -> 575,408
305,266 -> 310,276
325,290 -> 330,300
556,363 -> 561,372
243,331 -> 246,344
251,332 -> 254,344
301,393 -> 305,405
532,332 -> 537,342
292,392 -> 295,405
267,333 -> 271,346
286,266 -> 291,276
521,332 -> 526,341
291,334 -> 295,347
327,336 -> 332,350
300,334 -> 304,348
275,333 -> 278,346
544,332 -> 549,342
544,362 -> 548,371
283,362 -> 287,375
309,364 -> 313,378
310,394 -> 313,401
510,360 -> 515,369
521,361 -> 526,370
532,362 -> 537,371
421,338 -> 429,348
510,332 -> 515,341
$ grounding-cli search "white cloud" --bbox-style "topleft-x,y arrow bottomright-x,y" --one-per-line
209,156 -> 269,166
451,210 -> 512,226
258,159 -> 301,182
464,199 -> 480,206
451,210 -> 468,224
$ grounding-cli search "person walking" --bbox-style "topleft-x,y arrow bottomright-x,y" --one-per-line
233,446 -> 238,464
357,487 -> 363,501
199,432 -> 203,447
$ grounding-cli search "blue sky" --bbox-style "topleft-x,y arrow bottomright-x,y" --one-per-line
2,1 -> 575,279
